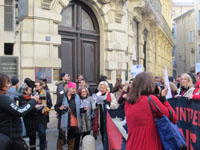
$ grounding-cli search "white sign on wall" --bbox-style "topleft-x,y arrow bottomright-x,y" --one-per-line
195,62 -> 200,74
131,65 -> 143,77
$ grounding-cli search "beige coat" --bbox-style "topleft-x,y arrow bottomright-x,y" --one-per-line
177,87 -> 195,98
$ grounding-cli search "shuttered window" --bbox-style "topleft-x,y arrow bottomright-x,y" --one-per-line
4,0 -> 13,31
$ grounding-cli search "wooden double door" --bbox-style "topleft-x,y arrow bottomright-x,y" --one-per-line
59,1 -> 100,87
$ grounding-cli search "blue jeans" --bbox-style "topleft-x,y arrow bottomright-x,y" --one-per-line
38,123 -> 46,150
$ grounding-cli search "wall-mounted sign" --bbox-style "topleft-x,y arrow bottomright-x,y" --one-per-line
195,62 -> 200,74
0,56 -> 18,78
45,36 -> 51,41
131,64 -> 143,77
35,67 -> 52,83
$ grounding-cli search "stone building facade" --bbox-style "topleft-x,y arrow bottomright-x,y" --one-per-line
194,0 -> 200,64
172,1 -> 194,77
0,0 -> 173,100
174,10 -> 195,76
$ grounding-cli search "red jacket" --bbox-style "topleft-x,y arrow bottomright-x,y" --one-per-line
125,95 -> 177,150
192,81 -> 200,100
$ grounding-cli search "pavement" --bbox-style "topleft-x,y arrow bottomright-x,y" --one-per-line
25,110 -> 103,150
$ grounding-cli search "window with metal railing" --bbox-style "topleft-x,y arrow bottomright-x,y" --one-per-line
4,0 -> 13,31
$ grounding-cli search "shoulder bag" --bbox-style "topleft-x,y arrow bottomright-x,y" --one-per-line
68,108 -> 78,128
148,96 -> 187,150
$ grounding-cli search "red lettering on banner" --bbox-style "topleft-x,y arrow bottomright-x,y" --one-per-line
192,110 -> 198,126
182,129 -> 197,150
186,108 -> 191,122
198,111 -> 200,127
180,107 -> 186,121
186,129 -> 189,148
190,132 -> 197,150
190,109 -> 193,123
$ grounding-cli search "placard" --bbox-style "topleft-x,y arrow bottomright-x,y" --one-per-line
131,64 -> 143,77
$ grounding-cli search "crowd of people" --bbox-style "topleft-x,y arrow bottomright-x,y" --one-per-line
0,71 -> 200,150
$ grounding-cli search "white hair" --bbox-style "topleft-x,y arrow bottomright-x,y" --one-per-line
97,81 -> 110,92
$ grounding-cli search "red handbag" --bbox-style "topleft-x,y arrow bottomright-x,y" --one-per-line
69,108 -> 78,128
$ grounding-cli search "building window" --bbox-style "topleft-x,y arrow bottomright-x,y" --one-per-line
4,43 -> 14,55
198,10 -> 200,29
4,0 -> 13,31
188,31 -> 194,43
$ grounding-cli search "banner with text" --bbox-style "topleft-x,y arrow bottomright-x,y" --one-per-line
168,97 -> 200,150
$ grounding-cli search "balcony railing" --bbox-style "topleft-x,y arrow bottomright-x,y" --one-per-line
149,0 -> 162,15
160,15 -> 174,43
144,0 -> 174,43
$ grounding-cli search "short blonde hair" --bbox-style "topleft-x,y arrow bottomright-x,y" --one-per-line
98,81 -> 110,92
181,73 -> 193,88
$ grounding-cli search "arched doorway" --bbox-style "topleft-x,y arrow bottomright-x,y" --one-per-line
59,1 -> 100,88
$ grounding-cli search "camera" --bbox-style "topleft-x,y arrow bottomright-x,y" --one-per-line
39,94 -> 46,100
62,106 -> 68,114
154,82 -> 165,95
32,91 -> 46,100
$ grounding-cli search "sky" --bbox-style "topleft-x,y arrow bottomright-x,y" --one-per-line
173,0 -> 194,2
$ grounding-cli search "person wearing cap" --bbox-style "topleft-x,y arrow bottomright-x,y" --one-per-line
58,82 -> 81,150
54,73 -> 70,150
56,73 -> 71,100
54,82 -> 68,150
55,73 -> 71,111
7,77 -> 21,100
18,83 -> 44,150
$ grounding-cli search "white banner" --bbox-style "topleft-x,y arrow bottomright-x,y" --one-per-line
164,66 -> 172,99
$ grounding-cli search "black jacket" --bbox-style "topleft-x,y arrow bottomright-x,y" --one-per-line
18,95 -> 39,136
0,94 -> 36,138
54,83 -> 65,114
54,82 -> 66,129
